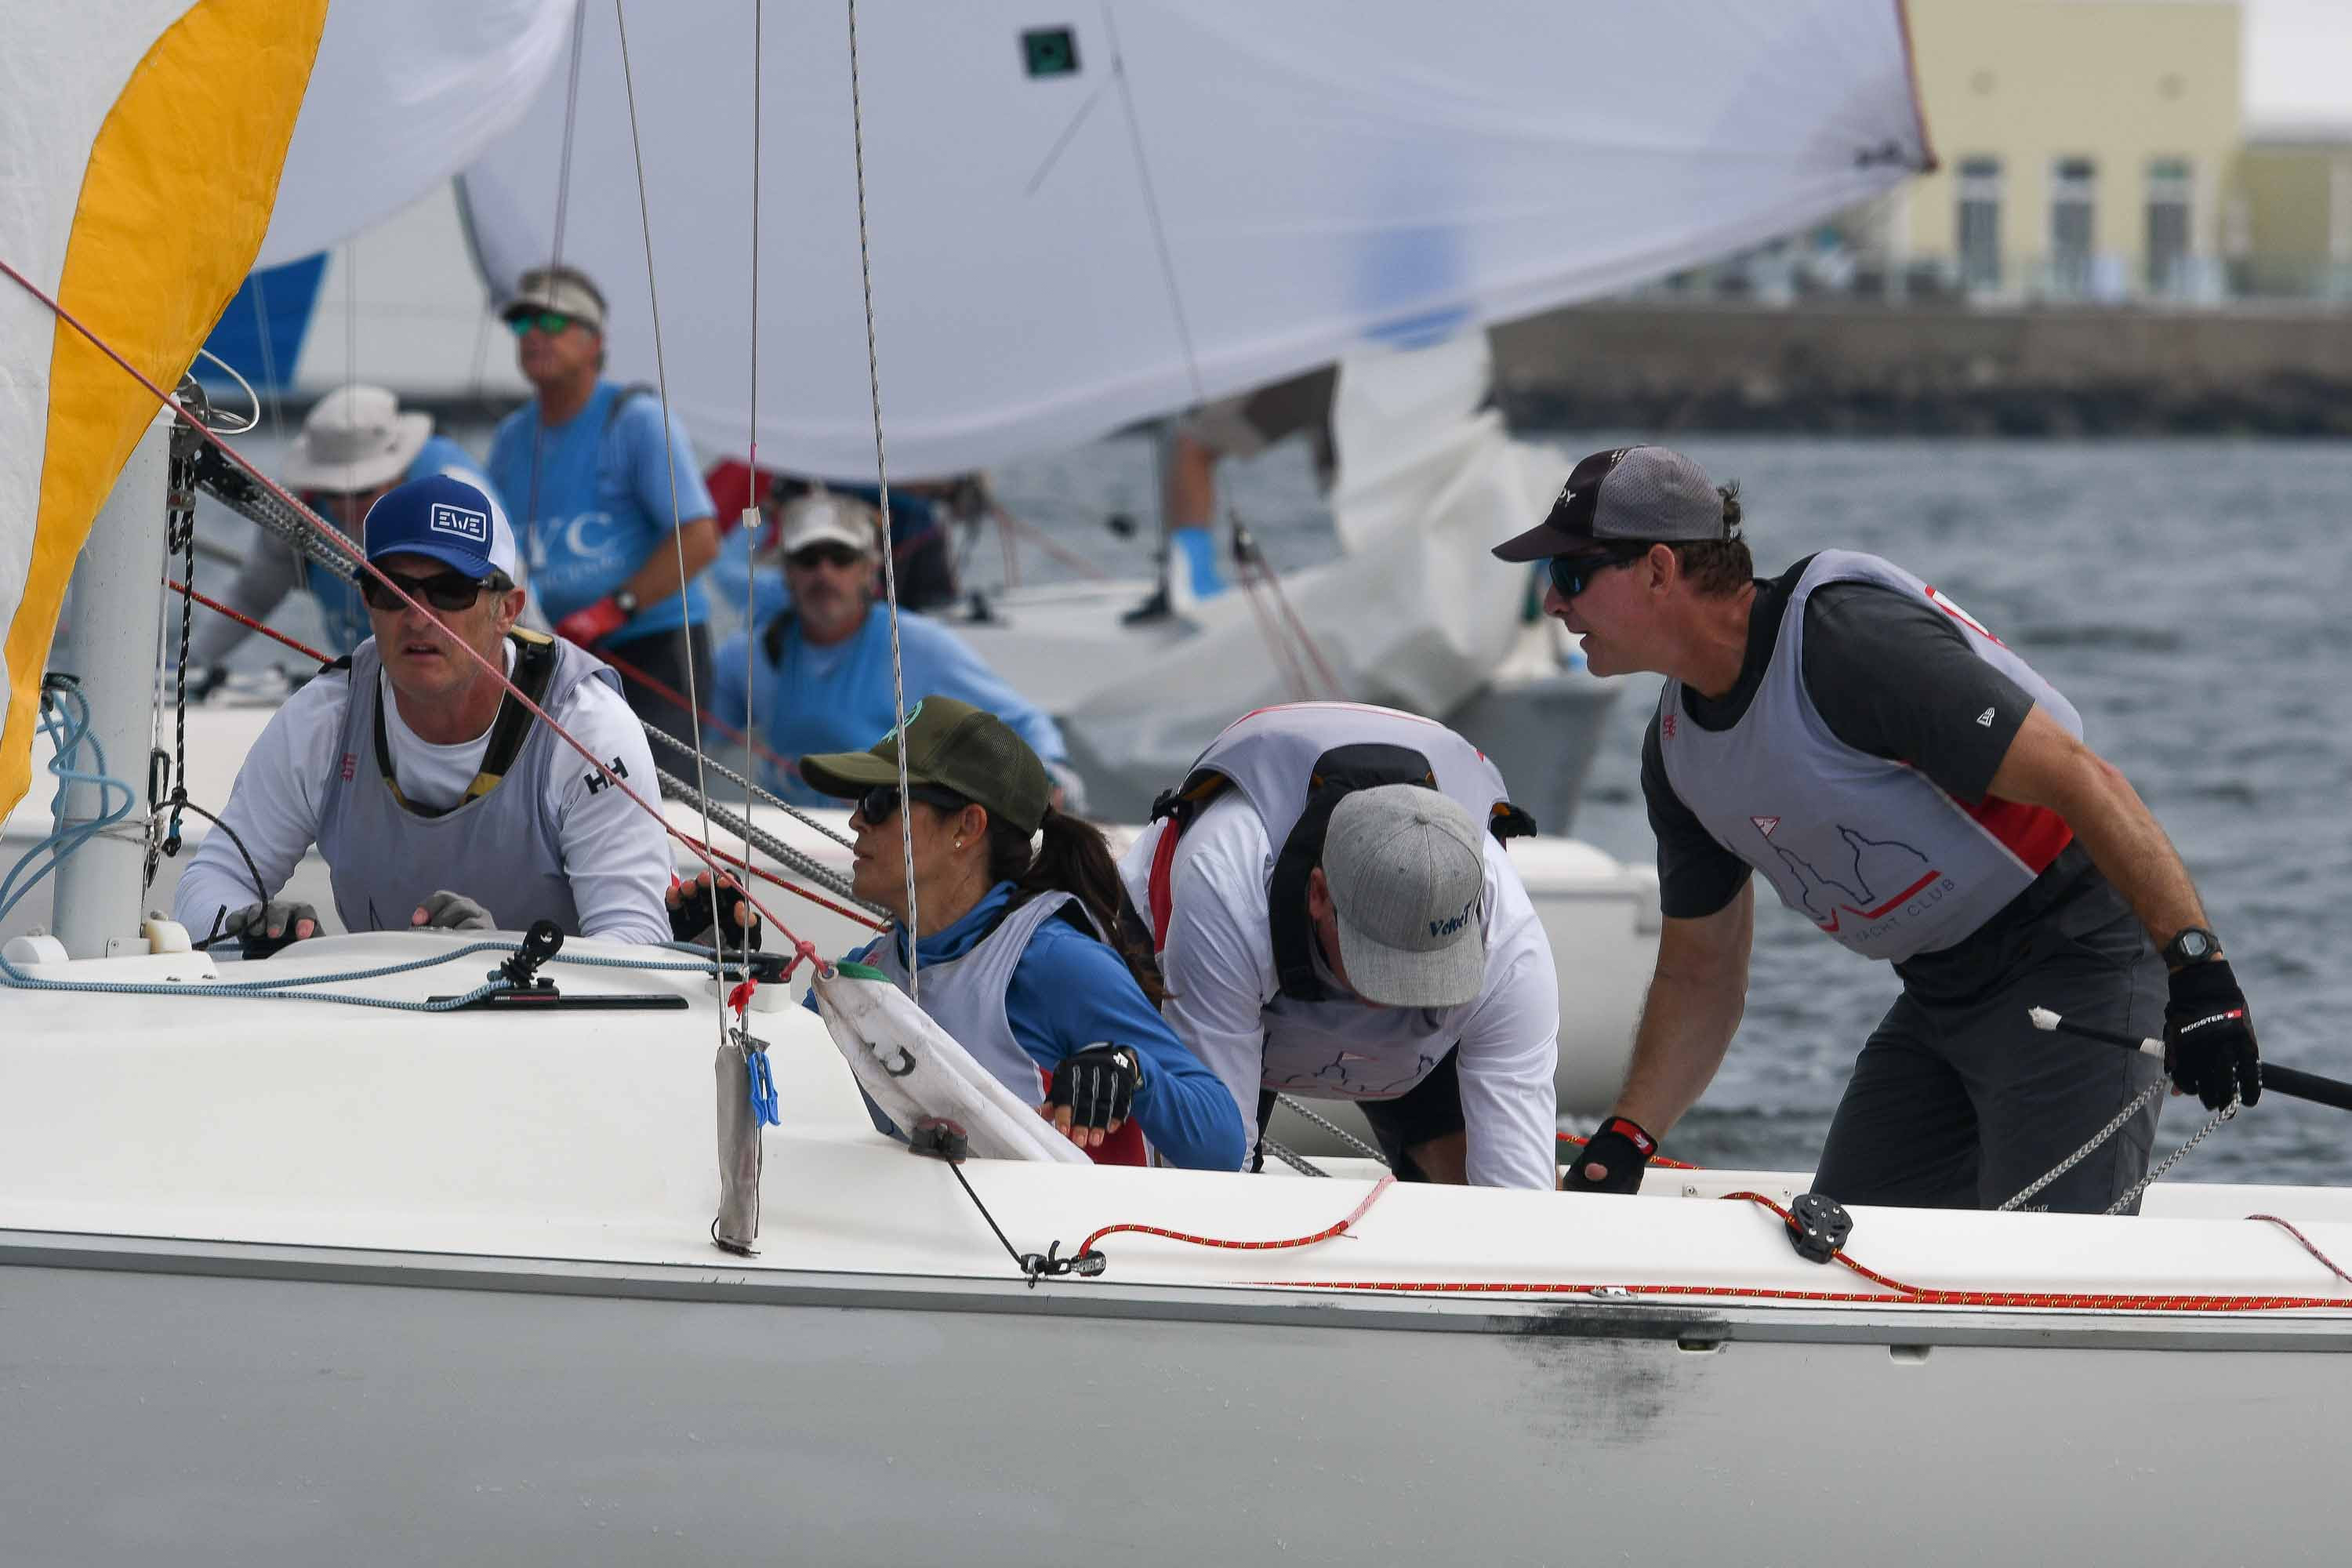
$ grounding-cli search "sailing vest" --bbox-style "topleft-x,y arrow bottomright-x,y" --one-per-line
1145,702 -> 1532,1001
1656,549 -> 2082,964
314,630 -> 618,935
863,890 -> 1148,1167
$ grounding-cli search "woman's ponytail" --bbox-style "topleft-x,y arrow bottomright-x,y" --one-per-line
985,807 -> 1167,1003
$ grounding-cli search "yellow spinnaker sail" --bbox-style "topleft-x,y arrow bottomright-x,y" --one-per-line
0,0 -> 328,825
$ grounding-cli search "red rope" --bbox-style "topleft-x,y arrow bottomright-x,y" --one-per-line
1258,1189 -> 2352,1314
165,578 -> 330,665
1080,1174 -> 1395,1258
591,639 -> 805,782
1559,1130 -> 1700,1172
675,832 -> 886,932
0,251 -> 802,953
2249,1214 -> 2352,1287
987,503 -> 1112,582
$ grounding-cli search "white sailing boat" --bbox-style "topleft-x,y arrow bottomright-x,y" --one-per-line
13,5 -> 2347,1566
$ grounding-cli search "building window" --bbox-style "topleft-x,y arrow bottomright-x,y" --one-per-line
2146,158 -> 2192,296
2049,157 -> 2096,297
1956,156 -> 2002,291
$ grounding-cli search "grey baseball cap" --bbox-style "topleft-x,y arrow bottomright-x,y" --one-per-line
1491,445 -> 1726,561
1322,785 -> 1486,1008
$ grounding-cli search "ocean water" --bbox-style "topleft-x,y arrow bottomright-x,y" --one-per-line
188,426 -> 2352,1186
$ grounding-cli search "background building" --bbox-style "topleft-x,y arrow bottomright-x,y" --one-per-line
1883,0 -> 2242,303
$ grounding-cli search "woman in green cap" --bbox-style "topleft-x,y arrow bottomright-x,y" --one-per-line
799,697 -> 1246,1169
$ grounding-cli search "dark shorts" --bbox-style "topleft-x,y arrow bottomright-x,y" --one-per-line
601,621 -> 713,750
1812,870 -> 2165,1215
1257,1045 -> 1465,1181
1178,366 -> 1338,487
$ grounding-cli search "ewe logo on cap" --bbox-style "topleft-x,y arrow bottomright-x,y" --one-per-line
429,503 -> 490,545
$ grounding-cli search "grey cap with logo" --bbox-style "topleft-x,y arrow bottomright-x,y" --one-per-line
1322,784 -> 1488,1008
1490,444 -> 1726,561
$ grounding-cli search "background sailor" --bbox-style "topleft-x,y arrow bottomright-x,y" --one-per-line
172,474 -> 672,951
189,383 -> 514,685
1117,703 -> 1562,1189
1497,444 -> 2261,1212
799,698 -> 1245,1167
710,491 -> 1080,810
485,263 -> 720,742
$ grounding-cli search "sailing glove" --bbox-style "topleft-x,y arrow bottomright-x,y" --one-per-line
1563,1116 -> 1657,1195
222,898 -> 319,957
412,890 -> 495,932
2163,958 -> 2261,1110
1047,1044 -> 1140,1133
666,872 -> 762,951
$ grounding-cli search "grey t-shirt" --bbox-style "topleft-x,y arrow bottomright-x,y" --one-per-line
1640,555 -> 2035,920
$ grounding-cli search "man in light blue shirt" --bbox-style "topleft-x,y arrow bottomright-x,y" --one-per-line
710,492 -> 1080,809
486,263 -> 720,742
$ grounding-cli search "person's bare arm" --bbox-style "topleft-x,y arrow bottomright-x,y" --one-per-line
1984,706 -> 2206,946
1577,882 -> 1755,1185
621,514 -> 720,608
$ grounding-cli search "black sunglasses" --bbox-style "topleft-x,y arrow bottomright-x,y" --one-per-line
361,569 -> 494,612
1546,545 -> 1650,602
855,782 -> 971,826
787,543 -> 868,572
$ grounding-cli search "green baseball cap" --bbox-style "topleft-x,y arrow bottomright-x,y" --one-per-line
798,696 -> 1052,833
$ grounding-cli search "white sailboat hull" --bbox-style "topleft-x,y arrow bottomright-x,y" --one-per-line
2,933 -> 2347,1563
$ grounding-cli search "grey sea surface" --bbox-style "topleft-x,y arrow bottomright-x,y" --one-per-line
182,425 -> 2352,1187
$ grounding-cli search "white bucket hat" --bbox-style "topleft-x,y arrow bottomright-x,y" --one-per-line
280,384 -> 432,494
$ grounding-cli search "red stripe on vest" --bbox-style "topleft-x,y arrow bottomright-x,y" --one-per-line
1953,793 -> 2072,873
1148,818 -> 1184,950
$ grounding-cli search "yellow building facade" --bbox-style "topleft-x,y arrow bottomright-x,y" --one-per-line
1893,0 -> 2241,300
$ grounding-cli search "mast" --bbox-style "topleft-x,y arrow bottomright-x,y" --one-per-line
49,410 -> 172,958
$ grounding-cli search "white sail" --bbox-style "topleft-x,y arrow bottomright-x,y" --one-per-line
459,0 -> 1931,478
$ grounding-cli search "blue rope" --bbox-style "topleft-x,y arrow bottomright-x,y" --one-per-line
0,683 -> 138,926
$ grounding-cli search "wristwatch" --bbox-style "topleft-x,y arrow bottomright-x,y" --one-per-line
612,588 -> 640,618
2161,926 -> 2223,969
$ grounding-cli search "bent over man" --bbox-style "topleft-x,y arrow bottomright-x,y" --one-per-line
1494,444 -> 2261,1214
173,474 -> 672,950
1117,702 -> 1561,1189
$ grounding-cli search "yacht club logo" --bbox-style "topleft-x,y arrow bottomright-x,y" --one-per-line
1764,822 -> 1949,936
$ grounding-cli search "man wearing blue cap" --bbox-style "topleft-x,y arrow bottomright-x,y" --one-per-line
174,474 -> 674,952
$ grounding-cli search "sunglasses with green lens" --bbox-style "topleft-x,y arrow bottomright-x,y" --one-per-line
507,310 -> 577,338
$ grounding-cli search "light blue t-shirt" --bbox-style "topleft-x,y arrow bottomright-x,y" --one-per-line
307,434 -> 502,655
711,606 -> 1067,807
485,381 -> 715,644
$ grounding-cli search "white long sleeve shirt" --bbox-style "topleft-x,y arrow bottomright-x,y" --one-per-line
173,643 -> 671,945
1120,792 -> 1561,1190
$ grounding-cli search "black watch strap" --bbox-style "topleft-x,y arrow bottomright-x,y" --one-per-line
2161,926 -> 2222,968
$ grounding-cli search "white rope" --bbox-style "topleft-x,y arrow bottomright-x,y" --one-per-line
612,0 -> 727,1018
740,0 -> 765,964
524,0 -> 591,572
845,0 -> 920,997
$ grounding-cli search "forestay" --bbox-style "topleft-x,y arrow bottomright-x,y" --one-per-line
459,0 -> 1932,478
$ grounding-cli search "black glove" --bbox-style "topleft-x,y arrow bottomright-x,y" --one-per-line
1563,1116 -> 1657,1195
221,898 -> 319,959
668,872 -> 762,951
1046,1044 -> 1140,1133
2164,958 -> 2260,1110
412,890 -> 494,931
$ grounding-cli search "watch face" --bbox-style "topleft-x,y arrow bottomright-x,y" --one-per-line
2171,928 -> 2217,964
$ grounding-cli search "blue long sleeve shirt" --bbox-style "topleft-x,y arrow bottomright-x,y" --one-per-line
808,883 -> 1247,1171
712,606 -> 1067,806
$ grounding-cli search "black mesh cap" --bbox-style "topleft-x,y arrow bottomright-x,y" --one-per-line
797,695 -> 1051,833
1491,445 -> 1726,561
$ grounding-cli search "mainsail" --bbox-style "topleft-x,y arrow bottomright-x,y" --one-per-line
0,0 -> 572,825
461,0 -> 1933,478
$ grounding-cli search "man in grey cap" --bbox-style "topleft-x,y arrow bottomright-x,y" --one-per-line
485,263 -> 721,744
1494,444 -> 2262,1213
190,385 -> 510,680
1117,702 -> 1562,1189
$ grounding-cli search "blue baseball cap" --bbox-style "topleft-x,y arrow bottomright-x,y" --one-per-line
361,473 -> 518,580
